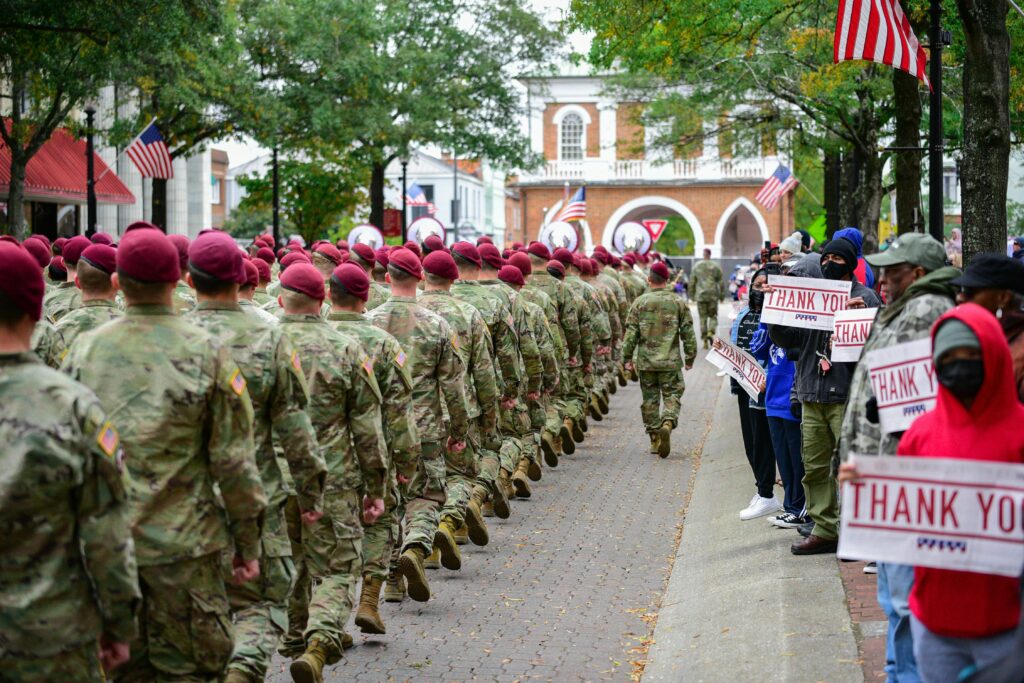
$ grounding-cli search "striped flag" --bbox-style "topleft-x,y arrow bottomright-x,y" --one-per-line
556,186 -> 586,222
834,0 -> 929,89
125,120 -> 173,179
755,165 -> 799,211
405,182 -> 437,215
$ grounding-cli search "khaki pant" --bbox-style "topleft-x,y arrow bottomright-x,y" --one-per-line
697,300 -> 719,342
638,369 -> 685,432
800,402 -> 844,540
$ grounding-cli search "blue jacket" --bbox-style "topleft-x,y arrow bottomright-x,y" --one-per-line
750,322 -> 798,421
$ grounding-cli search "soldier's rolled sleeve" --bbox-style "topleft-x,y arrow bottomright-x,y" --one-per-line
349,358 -> 388,500
209,349 -> 266,563
438,323 -> 471,440
271,336 -> 326,514
76,399 -> 140,643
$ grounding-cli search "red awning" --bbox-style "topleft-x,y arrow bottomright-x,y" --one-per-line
0,122 -> 135,205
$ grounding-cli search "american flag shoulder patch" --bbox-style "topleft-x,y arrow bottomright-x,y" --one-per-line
362,355 -> 374,376
229,368 -> 247,396
96,421 -> 119,458
506,314 -> 515,328
394,349 -> 407,368
291,350 -> 302,373
450,333 -> 460,351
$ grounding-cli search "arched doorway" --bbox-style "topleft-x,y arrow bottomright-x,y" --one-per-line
714,198 -> 770,258
602,196 -> 705,255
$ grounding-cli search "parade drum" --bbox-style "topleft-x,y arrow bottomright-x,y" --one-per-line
407,216 -> 447,245
611,220 -> 652,255
538,220 -> 578,253
347,223 -> 385,249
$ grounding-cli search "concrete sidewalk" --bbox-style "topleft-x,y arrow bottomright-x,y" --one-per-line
643,379 -> 862,682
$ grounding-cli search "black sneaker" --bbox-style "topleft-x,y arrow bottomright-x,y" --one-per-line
797,521 -> 814,538
770,512 -> 810,529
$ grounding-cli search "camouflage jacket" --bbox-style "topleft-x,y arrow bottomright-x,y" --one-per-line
368,295 -> 470,443
839,267 -> 959,461
64,304 -> 267,567
520,294 -> 559,392
451,280 -> 521,396
519,285 -> 567,364
30,316 -> 66,369
279,315 -> 387,531
55,299 -> 123,351
570,276 -> 612,344
186,301 -> 325,557
252,288 -> 274,307
173,281 -> 195,315
563,276 -> 596,365
0,352 -> 139,656
620,269 -> 646,303
597,271 -> 628,333
367,281 -> 390,311
239,298 -> 281,327
527,271 -> 582,363
690,260 -> 725,302
43,281 -> 81,321
502,286 -> 543,394
328,311 -> 420,482
419,290 -> 499,427
622,288 -> 698,371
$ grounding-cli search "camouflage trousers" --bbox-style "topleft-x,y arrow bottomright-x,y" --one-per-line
112,553 -> 233,683
473,418 -> 502,486
225,552 -> 294,679
697,300 -> 719,342
562,365 -> 587,422
440,432 -> 480,524
400,439 -> 446,555
639,369 -> 685,433
285,490 -> 364,664
359,482 -> 400,582
0,641 -> 103,683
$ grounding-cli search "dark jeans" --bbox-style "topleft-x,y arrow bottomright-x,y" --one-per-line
767,416 -> 805,515
747,406 -> 776,499
736,393 -> 754,461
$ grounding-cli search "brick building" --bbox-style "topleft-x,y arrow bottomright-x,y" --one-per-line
509,71 -> 796,257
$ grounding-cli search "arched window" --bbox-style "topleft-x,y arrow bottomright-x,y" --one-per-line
560,113 -> 584,160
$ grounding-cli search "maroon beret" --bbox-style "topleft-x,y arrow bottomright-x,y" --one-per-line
546,259 -> 565,279
508,252 -> 532,276
402,241 -> 422,259
350,242 -> 376,266
287,239 -> 304,249
27,233 -> 51,251
374,247 -> 390,269
79,244 -> 117,275
314,243 -> 343,265
388,247 -> 423,280
451,241 -> 482,267
571,254 -> 584,272
0,236 -> 17,246
610,255 -> 622,268
423,251 -> 460,281
49,256 -> 67,281
552,247 -> 574,266
251,258 -> 270,284
255,247 -> 276,265
167,234 -> 191,271
498,265 -> 525,287
281,263 -> 325,300
189,230 -> 246,284
62,235 -> 92,265
650,261 -> 670,280
280,251 -> 312,270
242,260 -> 259,288
117,229 -> 180,283
476,236 -> 494,246
0,242 -> 45,321
527,242 -> 551,260
125,220 -> 159,232
90,232 -> 113,245
22,238 -> 50,268
337,239 -> 349,250
593,244 -> 608,254
511,241 -> 524,250
331,263 -> 370,301
623,252 -> 637,265
423,234 -> 447,254
478,243 -> 504,269
592,250 -> 610,265
53,237 -> 68,253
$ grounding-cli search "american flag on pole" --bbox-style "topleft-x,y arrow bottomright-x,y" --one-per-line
555,186 -> 586,222
125,119 -> 173,179
406,182 -> 437,214
755,165 -> 799,211
834,0 -> 929,89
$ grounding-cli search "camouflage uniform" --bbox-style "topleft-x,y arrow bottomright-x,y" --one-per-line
0,352 -> 139,683
598,266 -> 629,374
238,298 -> 280,327
367,281 -> 390,311
43,280 -> 81,321
562,274 -> 596,419
328,311 -> 419,583
367,296 -> 470,555
278,314 -> 387,663
185,301 -> 325,681
173,281 -> 196,315
252,288 -> 274,308
690,259 -> 725,345
520,280 -> 572,447
55,299 -> 123,350
621,288 -> 697,434
64,303 -> 267,683
30,316 -> 67,368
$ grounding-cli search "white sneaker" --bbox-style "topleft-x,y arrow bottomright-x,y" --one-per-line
740,495 -> 783,521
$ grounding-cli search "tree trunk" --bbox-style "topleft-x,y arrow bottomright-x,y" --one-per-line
839,149 -> 860,228
5,154 -> 28,239
824,150 -> 841,239
151,178 -> 168,231
893,69 -> 923,235
856,133 -> 884,254
956,0 -> 1011,264
369,162 -> 385,230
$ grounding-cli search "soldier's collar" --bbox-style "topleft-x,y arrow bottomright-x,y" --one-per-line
327,311 -> 365,320
82,298 -> 117,307
126,304 -> 176,316
420,289 -> 452,296
195,300 -> 243,312
389,295 -> 417,302
477,279 -> 499,285
281,313 -> 323,322
0,351 -> 40,365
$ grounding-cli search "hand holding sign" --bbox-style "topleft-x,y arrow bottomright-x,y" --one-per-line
705,336 -> 765,401
865,337 -> 937,433
760,275 -> 853,331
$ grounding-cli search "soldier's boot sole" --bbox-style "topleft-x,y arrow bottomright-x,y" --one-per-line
580,415 -> 589,433
465,501 -> 490,546
424,547 -> 441,569
527,459 -> 542,481
541,433 -> 559,467
398,550 -> 431,602
608,377 -> 618,394
481,501 -> 496,517
658,421 -> 672,458
571,419 -> 585,443
512,470 -> 532,499
559,422 -> 576,454
433,526 -> 462,571
491,479 -> 511,519
453,523 -> 470,545
588,397 -> 603,422
597,391 -> 610,415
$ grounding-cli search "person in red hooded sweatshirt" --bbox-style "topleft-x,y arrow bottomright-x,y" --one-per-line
897,303 -> 1023,682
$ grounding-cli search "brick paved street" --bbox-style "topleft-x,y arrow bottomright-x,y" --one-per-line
268,353 -> 723,682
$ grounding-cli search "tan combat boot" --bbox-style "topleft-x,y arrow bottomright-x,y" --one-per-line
512,459 -> 532,499
608,376 -> 618,395
434,516 -> 462,570
560,419 -> 576,454
453,521 -> 469,545
526,455 -> 542,482
570,417 -> 585,443
289,638 -> 332,683
490,477 -> 511,519
354,575 -> 386,635
649,432 -> 660,455
597,390 -> 610,415
383,570 -> 406,603
541,431 -> 559,467
588,394 -> 603,421
424,546 -> 441,569
398,547 -> 430,602
465,499 -> 489,546
658,420 -> 672,458
618,365 -> 629,386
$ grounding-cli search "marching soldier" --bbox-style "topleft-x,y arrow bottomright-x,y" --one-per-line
54,244 -> 122,349
690,247 -> 725,348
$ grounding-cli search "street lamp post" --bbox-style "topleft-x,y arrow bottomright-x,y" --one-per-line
272,147 -> 280,246
451,150 -> 459,243
401,157 -> 409,243
928,0 -> 945,242
84,105 -> 97,237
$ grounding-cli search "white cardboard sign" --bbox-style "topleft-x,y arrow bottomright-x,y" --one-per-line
705,336 -> 765,401
838,455 -> 1024,578
831,308 -> 879,363
760,275 -> 853,331
865,337 -> 937,434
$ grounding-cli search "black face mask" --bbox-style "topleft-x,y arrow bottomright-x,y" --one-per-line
821,261 -> 850,281
748,289 -> 764,311
936,359 -> 985,405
